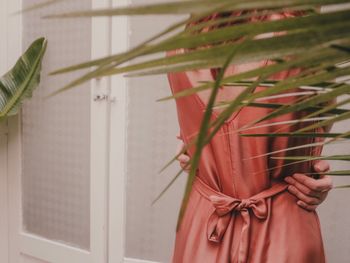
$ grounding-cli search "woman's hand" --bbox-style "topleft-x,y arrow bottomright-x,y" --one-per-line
175,137 -> 191,173
175,135 -> 333,211
284,160 -> 333,211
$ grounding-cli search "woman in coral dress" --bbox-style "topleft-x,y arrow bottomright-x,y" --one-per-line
166,10 -> 333,263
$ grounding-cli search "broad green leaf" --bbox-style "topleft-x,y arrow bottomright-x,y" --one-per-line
0,37 -> 47,120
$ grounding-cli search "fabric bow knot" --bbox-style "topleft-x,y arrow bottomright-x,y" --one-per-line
193,176 -> 288,263
210,195 -> 268,217
207,194 -> 268,243
207,194 -> 269,263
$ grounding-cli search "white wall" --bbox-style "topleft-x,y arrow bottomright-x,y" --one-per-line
318,108 -> 350,263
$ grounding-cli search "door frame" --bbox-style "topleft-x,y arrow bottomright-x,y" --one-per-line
108,1 -> 161,260
108,1 -> 161,262
107,0 -> 128,261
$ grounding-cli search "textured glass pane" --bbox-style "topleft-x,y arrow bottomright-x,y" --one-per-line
124,3 -> 187,261
21,0 -> 91,250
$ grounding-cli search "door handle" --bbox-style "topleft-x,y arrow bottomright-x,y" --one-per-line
93,94 -> 108,101
93,94 -> 117,103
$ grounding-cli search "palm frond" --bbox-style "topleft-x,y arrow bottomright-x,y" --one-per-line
272,155 -> 350,161
27,0 -> 350,214
43,0 -> 350,18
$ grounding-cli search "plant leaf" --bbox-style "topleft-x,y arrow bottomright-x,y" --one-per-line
308,170 -> 350,176
0,37 -> 47,120
271,155 -> 350,161
240,133 -> 350,138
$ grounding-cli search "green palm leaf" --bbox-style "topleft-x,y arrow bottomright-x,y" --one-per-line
308,170 -> 350,176
240,133 -> 350,138
334,185 -> 350,189
42,0 -> 350,18
49,9 -> 349,75
0,37 -> 47,121
272,155 -> 350,161
175,39 -> 247,230
16,0 -> 63,14
25,0 -> 350,219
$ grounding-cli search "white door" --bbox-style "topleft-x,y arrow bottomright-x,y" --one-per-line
2,0 -> 181,262
4,0 -> 124,262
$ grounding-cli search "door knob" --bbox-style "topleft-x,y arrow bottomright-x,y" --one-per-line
93,94 -> 108,101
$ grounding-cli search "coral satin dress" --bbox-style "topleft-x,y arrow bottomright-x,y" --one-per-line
166,49 -> 326,263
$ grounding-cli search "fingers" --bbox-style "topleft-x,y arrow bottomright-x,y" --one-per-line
175,140 -> 186,156
179,153 -> 191,173
284,176 -> 322,198
295,200 -> 318,211
287,184 -> 321,206
284,172 -> 333,211
176,148 -> 190,173
179,161 -> 191,173
291,173 -> 333,193
175,134 -> 188,157
178,153 -> 190,163
176,132 -> 182,140
313,160 -> 330,173
175,138 -> 190,173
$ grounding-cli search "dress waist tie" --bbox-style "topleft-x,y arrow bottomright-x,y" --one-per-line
192,176 -> 288,263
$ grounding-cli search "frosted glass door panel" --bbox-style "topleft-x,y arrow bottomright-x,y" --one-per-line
21,0 -> 91,250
